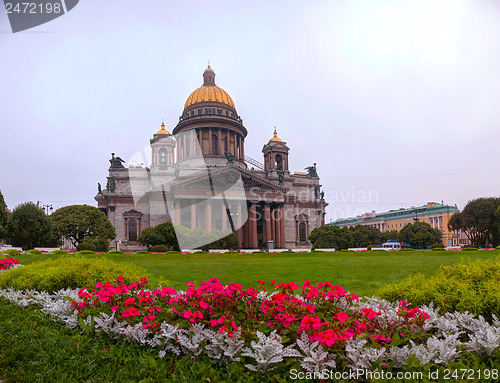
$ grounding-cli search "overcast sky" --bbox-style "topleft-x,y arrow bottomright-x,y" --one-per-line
1,0 -> 499,222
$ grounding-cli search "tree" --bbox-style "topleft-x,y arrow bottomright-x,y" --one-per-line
398,221 -> 441,249
51,205 -> 116,248
0,190 -> 8,240
449,198 -> 500,247
6,202 -> 54,250
309,225 -> 353,250
381,230 -> 399,242
138,221 -> 180,251
349,225 -> 383,247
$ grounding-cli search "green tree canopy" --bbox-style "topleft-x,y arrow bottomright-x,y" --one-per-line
309,225 -> 353,250
349,225 -> 383,247
398,221 -> 441,249
51,205 -> 116,247
0,190 -> 8,239
449,198 -> 500,247
138,221 -> 180,251
381,230 -> 399,242
6,202 -> 55,250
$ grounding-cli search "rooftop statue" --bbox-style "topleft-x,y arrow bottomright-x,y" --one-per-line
109,153 -> 125,169
305,163 -> 318,177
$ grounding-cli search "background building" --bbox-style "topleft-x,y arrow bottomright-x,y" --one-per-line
95,67 -> 328,251
329,202 -> 460,246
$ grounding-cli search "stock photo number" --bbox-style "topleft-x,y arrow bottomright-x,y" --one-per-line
5,2 -> 61,13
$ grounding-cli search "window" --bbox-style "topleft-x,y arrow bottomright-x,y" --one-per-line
159,148 -> 167,165
198,109 -> 202,115
212,134 -> 218,155
275,154 -> 283,170
299,222 -> 307,242
128,219 -> 138,242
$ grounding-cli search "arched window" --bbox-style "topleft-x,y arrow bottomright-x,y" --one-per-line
275,154 -> 283,170
159,148 -> 167,165
299,222 -> 306,243
212,134 -> 218,155
128,219 -> 138,242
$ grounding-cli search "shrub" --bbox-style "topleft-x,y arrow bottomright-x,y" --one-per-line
25,249 -> 43,255
431,243 -> 445,249
462,247 -> 478,251
339,249 -> 354,252
3,249 -> 21,257
50,250 -> 68,255
398,248 -> 414,252
377,258 -> 500,319
76,250 -> 95,255
94,238 -> 110,252
135,251 -> 150,255
431,248 -> 446,251
107,250 -> 124,254
76,241 -> 96,252
496,246 -> 500,250
0,256 -> 149,292
150,245 -> 169,253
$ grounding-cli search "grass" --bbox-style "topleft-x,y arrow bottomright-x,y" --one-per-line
0,299 -> 264,383
2,249 -> 500,382
10,249 -> 499,297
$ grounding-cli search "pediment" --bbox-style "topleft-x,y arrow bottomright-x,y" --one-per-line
171,165 -> 288,193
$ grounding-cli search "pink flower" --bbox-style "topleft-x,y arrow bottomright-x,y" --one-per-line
140,278 -> 149,284
257,280 -> 266,285
116,276 -> 125,283
334,311 -> 350,323
124,297 -> 136,306
187,281 -> 196,288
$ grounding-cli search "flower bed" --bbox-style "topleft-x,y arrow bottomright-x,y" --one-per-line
0,257 -> 21,273
1,277 -> 500,378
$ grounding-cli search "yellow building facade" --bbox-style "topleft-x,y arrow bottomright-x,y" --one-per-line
330,202 -> 460,246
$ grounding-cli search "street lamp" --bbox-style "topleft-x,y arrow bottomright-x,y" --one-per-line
42,204 -> 53,215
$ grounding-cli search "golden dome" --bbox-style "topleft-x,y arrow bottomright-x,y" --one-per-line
269,127 -> 282,142
184,66 -> 236,109
156,121 -> 170,135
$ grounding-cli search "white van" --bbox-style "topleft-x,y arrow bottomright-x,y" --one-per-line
380,242 -> 401,250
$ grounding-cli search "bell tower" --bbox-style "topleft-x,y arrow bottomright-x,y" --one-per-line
150,121 -> 176,171
262,128 -> 290,180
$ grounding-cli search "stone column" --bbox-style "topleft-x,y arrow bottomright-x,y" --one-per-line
174,201 -> 181,226
265,204 -> 271,244
285,154 -> 289,171
236,203 -> 243,246
222,201 -> 227,230
241,138 -> 245,159
208,128 -> 212,155
271,208 -> 276,243
191,202 -> 196,229
218,128 -> 222,155
236,135 -> 240,159
280,206 -> 286,248
251,205 -> 258,248
183,134 -> 187,158
295,220 -> 299,244
274,210 -> 280,248
205,202 -> 212,232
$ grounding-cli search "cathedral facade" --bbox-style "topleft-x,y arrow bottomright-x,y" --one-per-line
95,67 -> 327,251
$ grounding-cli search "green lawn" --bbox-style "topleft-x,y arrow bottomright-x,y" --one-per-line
13,250 -> 500,297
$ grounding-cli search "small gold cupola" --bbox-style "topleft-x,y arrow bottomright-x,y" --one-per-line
269,127 -> 283,142
156,120 -> 170,135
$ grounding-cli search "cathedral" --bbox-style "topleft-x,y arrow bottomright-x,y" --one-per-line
95,66 -> 328,251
